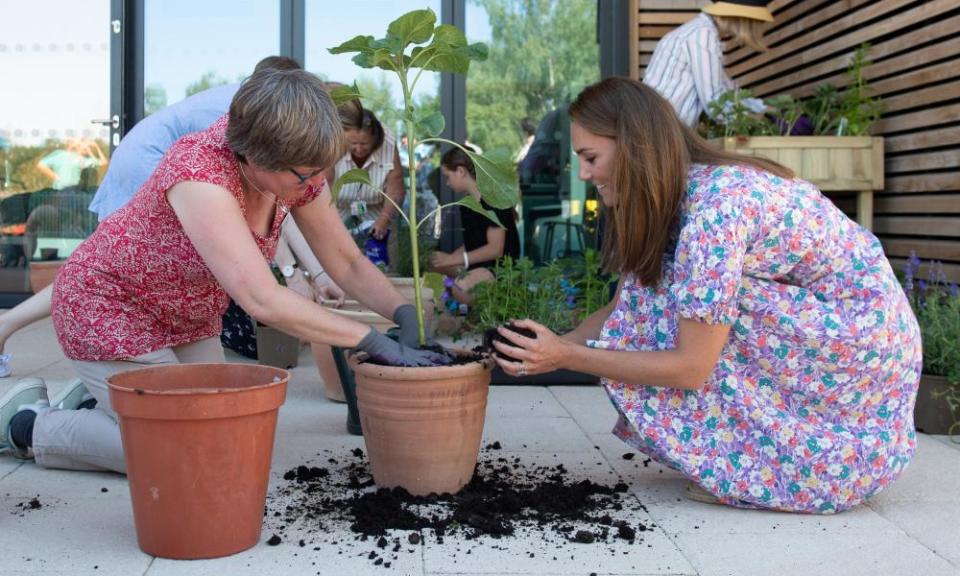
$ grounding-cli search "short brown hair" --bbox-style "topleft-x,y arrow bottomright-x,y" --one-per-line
569,77 -> 792,286
227,68 -> 344,171
252,55 -> 302,73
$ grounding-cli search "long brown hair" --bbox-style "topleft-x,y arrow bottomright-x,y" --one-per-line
713,15 -> 769,52
568,77 -> 792,286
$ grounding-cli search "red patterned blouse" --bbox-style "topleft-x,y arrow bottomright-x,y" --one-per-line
51,115 -> 323,361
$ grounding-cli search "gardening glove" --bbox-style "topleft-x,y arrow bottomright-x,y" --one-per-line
355,328 -> 449,367
393,304 -> 432,348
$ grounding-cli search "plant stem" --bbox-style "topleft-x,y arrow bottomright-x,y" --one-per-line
400,73 -> 426,346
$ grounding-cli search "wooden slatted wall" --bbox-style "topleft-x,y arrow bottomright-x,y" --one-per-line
633,0 -> 960,281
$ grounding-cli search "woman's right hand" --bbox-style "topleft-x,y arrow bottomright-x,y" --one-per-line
355,328 -> 449,367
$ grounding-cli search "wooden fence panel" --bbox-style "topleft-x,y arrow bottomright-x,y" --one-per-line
633,0 -> 960,281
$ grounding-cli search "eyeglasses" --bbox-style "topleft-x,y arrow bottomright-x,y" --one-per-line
288,167 -> 324,185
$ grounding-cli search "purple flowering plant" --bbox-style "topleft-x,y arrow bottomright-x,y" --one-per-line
903,251 -> 960,428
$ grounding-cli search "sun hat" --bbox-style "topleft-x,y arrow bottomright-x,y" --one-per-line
702,0 -> 774,23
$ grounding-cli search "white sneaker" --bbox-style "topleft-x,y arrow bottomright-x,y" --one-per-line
49,379 -> 93,410
0,378 -> 48,456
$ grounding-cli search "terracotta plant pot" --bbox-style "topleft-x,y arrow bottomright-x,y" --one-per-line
349,352 -> 493,495
914,373 -> 958,435
107,364 -> 288,559
29,260 -> 64,293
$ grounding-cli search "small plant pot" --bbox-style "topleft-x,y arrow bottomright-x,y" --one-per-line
107,364 -> 288,559
350,351 -> 493,495
914,374 -> 958,435
255,323 -> 300,369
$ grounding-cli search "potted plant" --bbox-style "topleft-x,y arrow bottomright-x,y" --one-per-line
902,252 -> 960,437
328,8 -> 516,495
703,44 -> 884,230
464,250 -> 614,384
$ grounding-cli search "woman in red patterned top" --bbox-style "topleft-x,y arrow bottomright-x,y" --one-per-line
0,67 -> 444,473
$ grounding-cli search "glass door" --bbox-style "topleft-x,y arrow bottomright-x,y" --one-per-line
0,0 -> 113,297
143,0 -> 281,113
465,0 -> 599,262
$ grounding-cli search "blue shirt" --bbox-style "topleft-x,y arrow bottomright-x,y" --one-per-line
88,83 -> 239,221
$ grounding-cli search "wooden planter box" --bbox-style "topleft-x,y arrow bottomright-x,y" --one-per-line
255,323 -> 300,369
914,373 -> 958,435
709,136 -> 884,230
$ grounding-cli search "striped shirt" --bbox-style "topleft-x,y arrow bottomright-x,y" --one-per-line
643,13 -> 734,127
334,127 -> 397,224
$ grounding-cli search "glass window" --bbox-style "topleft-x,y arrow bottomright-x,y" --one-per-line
305,1 -> 442,142
466,0 -> 599,261
143,0 -> 280,113
0,1 -> 111,293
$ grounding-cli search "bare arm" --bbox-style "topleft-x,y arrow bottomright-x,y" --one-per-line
494,317 -> 730,390
290,187 -> 408,320
371,148 -> 405,237
167,181 -> 369,347
0,284 -> 54,353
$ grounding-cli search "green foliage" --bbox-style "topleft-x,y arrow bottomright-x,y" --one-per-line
392,219 -> 437,278
185,71 -> 232,98
699,43 -> 882,138
465,0 -> 599,155
144,84 -> 169,116
466,250 -> 615,334
703,88 -> 776,138
329,8 -> 518,344
903,252 -> 960,433
835,43 -> 883,136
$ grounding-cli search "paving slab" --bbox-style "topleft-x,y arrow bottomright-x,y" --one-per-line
481,415 -> 596,453
673,529 -> 959,576
550,385 -> 620,434
867,500 -> 960,569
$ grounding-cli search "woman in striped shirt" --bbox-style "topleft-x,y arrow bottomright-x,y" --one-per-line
643,0 -> 773,127
334,110 -> 404,243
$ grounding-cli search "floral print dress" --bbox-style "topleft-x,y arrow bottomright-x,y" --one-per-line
594,164 -> 921,513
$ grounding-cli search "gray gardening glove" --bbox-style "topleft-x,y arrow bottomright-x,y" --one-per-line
393,304 -> 432,348
355,328 -> 449,367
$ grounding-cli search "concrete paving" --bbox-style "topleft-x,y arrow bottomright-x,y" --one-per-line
1,318 -> 958,576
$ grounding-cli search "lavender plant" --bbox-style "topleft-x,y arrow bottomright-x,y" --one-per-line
903,251 -> 960,434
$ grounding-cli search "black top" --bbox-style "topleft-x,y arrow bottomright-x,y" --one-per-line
459,199 -> 520,270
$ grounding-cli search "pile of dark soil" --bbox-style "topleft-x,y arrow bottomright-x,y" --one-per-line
266,444 -> 653,568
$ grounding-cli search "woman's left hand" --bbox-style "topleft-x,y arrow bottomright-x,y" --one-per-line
491,319 -> 568,377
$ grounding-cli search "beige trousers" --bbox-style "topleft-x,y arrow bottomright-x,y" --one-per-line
32,337 -> 225,473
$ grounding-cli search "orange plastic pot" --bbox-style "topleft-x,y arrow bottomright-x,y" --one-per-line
107,363 -> 288,559
350,353 -> 492,495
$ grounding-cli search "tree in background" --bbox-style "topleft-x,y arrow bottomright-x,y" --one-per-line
144,84 -> 169,116
466,0 -> 598,157
185,71 -> 233,98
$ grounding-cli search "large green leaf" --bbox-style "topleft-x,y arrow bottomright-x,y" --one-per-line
413,110 -> 445,138
328,35 -> 376,56
458,195 -> 504,229
329,83 -> 362,108
331,168 -> 374,204
386,9 -> 436,49
465,148 -> 518,210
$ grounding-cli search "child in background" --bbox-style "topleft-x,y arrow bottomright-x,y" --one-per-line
430,146 -> 519,304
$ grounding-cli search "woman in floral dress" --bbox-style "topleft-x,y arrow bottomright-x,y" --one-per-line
493,77 -> 921,513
